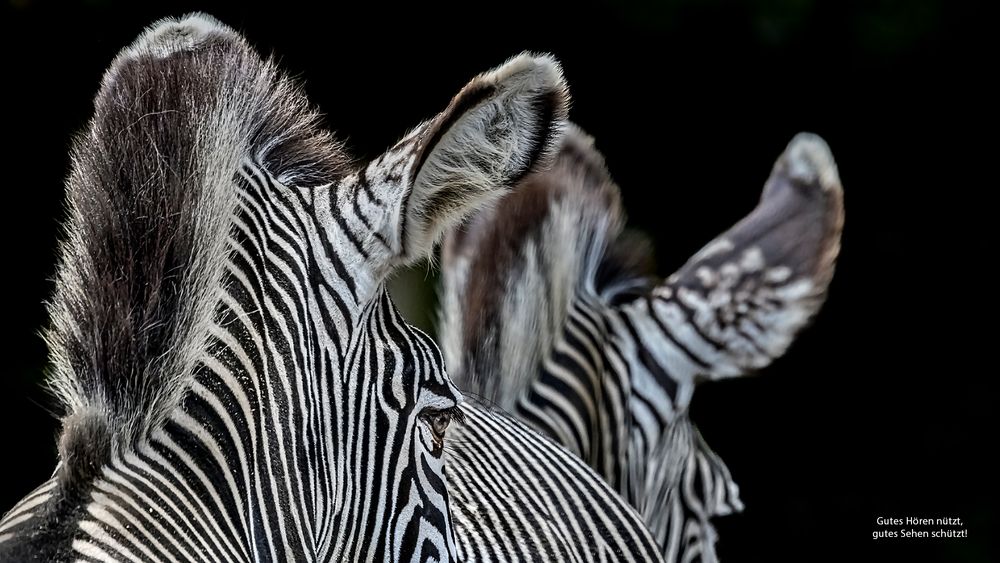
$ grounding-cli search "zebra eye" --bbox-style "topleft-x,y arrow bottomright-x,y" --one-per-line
420,406 -> 464,442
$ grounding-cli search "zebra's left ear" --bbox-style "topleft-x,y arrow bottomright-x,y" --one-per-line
377,53 -> 569,268
644,133 -> 844,382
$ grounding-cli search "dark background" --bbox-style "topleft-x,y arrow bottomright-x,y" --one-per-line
1,1 -> 993,561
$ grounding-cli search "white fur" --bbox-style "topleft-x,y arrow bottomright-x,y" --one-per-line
404,53 -> 568,262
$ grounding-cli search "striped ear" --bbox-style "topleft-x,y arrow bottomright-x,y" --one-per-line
632,133 -> 844,383
380,53 -> 569,267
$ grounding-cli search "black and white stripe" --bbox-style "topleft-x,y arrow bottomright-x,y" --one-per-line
440,126 -> 844,561
1,13 -> 664,563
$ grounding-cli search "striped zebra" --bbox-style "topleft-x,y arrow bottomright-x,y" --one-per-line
438,126 -> 844,561
0,14 -> 664,562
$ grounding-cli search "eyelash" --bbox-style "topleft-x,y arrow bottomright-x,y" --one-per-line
420,405 -> 466,441
438,406 -> 466,425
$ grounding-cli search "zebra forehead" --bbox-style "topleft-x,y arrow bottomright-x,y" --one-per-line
361,294 -> 455,394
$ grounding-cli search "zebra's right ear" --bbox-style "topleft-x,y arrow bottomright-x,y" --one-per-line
372,53 -> 569,269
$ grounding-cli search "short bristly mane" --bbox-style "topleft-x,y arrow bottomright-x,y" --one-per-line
45,13 -> 348,484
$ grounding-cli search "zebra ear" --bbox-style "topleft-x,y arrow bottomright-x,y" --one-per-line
649,133 -> 844,382
387,53 -> 569,266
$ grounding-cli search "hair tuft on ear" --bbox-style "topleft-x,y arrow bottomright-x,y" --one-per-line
397,52 -> 570,263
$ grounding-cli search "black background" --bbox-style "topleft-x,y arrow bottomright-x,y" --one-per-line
1,1 -> 994,561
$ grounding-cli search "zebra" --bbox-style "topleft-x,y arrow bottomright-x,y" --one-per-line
438,126 -> 844,561
0,14 -> 665,562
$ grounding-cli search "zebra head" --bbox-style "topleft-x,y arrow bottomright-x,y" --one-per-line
313,50 -> 569,561
0,14 -> 569,562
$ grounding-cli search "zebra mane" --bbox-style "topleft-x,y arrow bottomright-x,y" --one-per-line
440,125 -> 656,406
46,14 -> 348,485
